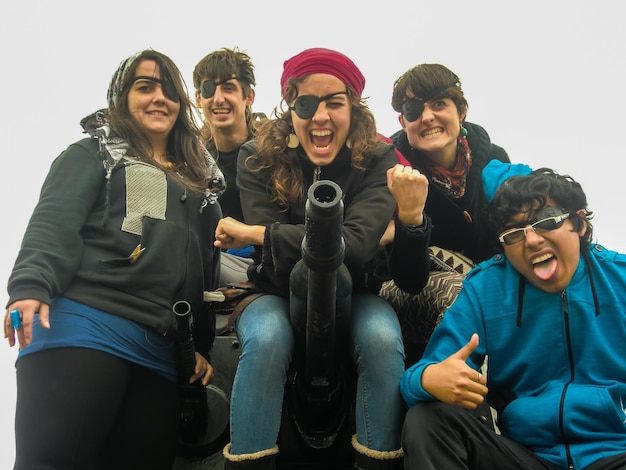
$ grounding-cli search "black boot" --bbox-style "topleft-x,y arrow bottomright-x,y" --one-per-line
352,435 -> 404,470
222,443 -> 278,470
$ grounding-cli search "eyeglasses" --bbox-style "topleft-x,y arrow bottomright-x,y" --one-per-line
498,210 -> 570,245
199,76 -> 240,99
132,76 -> 179,103
289,91 -> 348,120
401,81 -> 460,122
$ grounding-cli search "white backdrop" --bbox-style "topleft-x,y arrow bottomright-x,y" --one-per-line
1,0 -> 623,466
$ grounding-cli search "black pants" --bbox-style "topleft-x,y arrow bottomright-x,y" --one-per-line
402,401 -> 626,470
14,347 -> 179,470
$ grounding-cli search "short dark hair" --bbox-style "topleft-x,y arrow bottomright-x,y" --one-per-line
391,63 -> 467,117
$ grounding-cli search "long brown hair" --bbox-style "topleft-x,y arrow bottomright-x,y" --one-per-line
107,49 -> 209,192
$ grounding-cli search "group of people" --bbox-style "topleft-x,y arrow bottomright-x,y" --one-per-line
3,44 -> 626,470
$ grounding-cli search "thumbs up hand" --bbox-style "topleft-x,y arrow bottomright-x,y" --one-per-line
422,333 -> 488,409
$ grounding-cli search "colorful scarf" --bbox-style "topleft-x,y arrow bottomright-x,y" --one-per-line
425,135 -> 473,199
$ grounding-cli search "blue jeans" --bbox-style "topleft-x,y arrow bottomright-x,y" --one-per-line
229,293 -> 405,454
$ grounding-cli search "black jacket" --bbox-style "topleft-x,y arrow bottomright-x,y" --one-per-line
237,140 -> 397,297
391,121 -> 509,263
7,137 -> 221,358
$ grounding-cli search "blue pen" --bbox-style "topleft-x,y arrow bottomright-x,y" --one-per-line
9,310 -> 21,329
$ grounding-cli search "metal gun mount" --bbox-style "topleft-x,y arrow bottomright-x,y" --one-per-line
287,180 -> 353,450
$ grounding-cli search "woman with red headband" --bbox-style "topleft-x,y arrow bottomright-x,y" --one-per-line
214,48 -> 406,469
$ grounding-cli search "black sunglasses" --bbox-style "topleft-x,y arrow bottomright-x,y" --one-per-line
132,76 -> 179,103
199,76 -> 240,99
401,81 -> 460,122
289,91 -> 348,120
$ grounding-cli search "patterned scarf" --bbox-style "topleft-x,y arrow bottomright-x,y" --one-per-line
80,109 -> 225,225
425,134 -> 472,199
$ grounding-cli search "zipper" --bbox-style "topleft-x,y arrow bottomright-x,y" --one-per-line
313,166 -> 321,183
560,290 -> 576,469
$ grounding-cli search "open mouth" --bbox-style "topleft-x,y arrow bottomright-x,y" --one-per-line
311,130 -> 333,150
532,253 -> 557,281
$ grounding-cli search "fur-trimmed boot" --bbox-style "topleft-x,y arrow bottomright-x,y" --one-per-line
222,443 -> 278,470
352,435 -> 404,470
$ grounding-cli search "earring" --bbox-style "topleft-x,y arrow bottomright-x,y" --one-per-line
460,124 -> 468,138
345,138 -> 353,149
287,132 -> 300,149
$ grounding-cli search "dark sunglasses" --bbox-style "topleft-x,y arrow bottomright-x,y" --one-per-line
289,91 -> 348,120
498,207 -> 570,245
132,76 -> 179,103
401,81 -> 460,122
199,76 -> 240,99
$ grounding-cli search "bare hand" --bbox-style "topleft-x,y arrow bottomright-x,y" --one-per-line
4,299 -> 50,349
190,352 -> 214,386
422,333 -> 488,409
386,164 -> 428,226
215,217 -> 260,249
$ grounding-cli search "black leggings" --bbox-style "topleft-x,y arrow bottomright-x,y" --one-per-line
402,401 -> 626,470
14,347 -> 179,470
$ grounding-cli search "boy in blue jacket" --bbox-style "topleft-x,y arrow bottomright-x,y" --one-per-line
400,163 -> 626,469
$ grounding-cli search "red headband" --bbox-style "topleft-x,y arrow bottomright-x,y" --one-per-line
280,48 -> 365,98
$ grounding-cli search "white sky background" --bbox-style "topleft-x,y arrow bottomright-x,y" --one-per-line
0,0 -> 623,465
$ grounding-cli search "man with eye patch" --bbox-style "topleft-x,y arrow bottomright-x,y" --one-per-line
400,163 -> 626,470
193,47 -> 265,287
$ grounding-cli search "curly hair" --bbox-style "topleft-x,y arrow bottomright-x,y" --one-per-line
106,49 -> 209,192
488,167 -> 594,249
246,76 -> 379,209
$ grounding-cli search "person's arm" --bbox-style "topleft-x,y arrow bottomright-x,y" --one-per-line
385,163 -> 431,293
7,139 -> 105,307
400,278 -> 487,408
236,141 -> 304,277
340,146 -> 397,271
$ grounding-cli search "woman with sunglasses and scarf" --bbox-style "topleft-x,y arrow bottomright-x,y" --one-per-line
4,49 -> 224,469
384,64 -> 511,361
214,48 -> 406,469
401,164 -> 626,470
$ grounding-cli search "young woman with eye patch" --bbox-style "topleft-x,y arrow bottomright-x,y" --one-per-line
400,165 -> 626,470
391,63 -> 510,263
214,48 -> 406,469
383,64 -> 512,361
3,49 -> 225,469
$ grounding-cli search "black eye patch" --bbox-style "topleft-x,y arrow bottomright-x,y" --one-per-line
289,91 -> 348,119
400,80 -> 460,122
132,76 -> 179,103
199,77 -> 239,99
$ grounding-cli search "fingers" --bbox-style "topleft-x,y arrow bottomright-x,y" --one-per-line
4,310 -> 16,347
190,354 -> 214,386
454,333 -> 480,361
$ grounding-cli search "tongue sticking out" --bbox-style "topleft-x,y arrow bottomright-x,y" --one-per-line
533,257 -> 557,281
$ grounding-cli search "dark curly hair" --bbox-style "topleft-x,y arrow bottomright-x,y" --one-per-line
488,167 -> 594,249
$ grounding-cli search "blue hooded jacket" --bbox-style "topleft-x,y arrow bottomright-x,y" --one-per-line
400,244 -> 626,468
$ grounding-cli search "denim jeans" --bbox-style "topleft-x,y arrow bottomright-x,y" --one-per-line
229,293 -> 405,455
